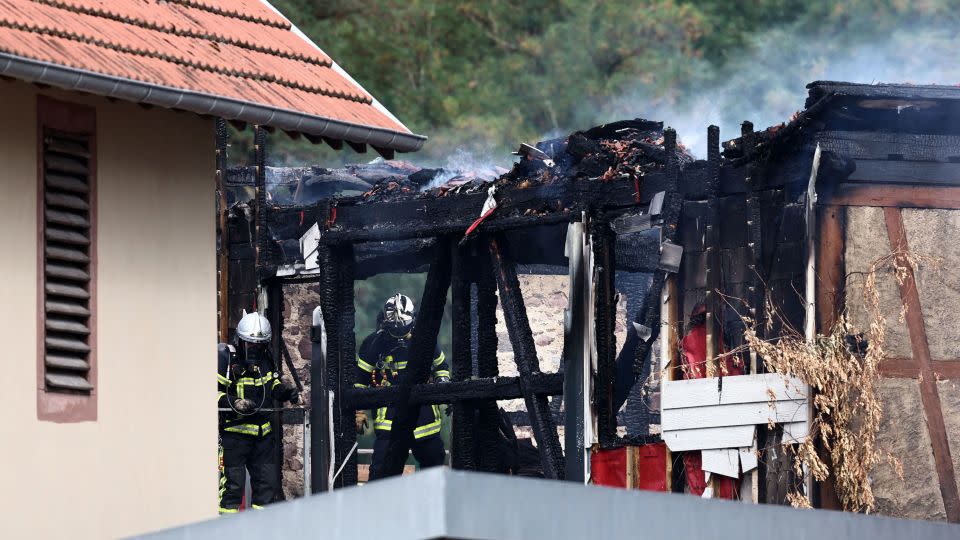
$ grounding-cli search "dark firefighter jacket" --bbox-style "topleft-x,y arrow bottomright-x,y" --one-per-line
217,343 -> 284,437
356,331 -> 450,439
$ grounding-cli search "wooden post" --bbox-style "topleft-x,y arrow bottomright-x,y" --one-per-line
592,224 -> 618,449
475,246 -> 501,473
815,204 -> 845,509
450,244 -> 477,470
318,245 -> 358,488
253,125 -> 266,285
215,118 -> 229,343
563,221 -> 587,482
705,125 -> 720,377
742,122 -> 762,503
310,298 -> 330,493
661,275 -> 678,492
337,245 -> 358,487
267,282 -> 284,497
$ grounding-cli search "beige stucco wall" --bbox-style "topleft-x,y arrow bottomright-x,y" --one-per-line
844,206 -> 960,521
0,82 -> 217,539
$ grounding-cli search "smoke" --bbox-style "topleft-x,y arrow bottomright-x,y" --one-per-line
420,146 -> 511,190
593,24 -> 960,157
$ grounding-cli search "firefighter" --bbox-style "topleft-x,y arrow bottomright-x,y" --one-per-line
356,294 -> 450,480
217,311 -> 299,514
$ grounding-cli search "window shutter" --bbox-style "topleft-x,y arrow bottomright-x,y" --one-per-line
42,131 -> 93,393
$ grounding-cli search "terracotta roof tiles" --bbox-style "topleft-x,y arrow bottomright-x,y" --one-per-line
0,0 -> 423,150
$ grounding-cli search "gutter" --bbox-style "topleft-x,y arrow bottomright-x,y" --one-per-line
0,52 -> 427,153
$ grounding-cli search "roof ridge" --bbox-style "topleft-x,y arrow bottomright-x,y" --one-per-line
32,0 -> 330,67
0,17 -> 371,104
166,0 -> 289,30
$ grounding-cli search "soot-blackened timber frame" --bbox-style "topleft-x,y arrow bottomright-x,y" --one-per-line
249,130 -> 688,488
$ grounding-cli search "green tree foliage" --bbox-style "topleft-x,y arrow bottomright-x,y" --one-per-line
262,0 -> 960,165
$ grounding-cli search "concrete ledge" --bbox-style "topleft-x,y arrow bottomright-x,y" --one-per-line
137,468 -> 960,540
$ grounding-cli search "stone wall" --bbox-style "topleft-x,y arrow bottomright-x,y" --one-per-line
844,206 -> 960,521
279,283 -> 317,499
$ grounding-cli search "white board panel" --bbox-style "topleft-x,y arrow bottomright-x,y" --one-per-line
702,448 -> 740,478
782,421 -> 810,444
661,374 -> 808,409
300,222 -> 321,270
739,444 -> 758,473
662,425 -> 756,452
661,399 -> 808,431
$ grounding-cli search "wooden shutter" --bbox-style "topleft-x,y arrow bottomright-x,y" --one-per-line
41,130 -> 94,393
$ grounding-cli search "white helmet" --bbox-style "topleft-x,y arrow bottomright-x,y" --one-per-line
237,310 -> 272,344
381,293 -> 416,337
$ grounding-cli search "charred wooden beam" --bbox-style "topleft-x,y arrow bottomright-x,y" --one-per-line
336,245 -> 357,487
704,126 -> 720,374
592,224 -> 617,449
344,373 -> 564,410
275,174 -> 671,246
319,245 -> 358,488
816,130 -> 960,162
450,245 -> 477,470
475,247 -> 501,473
374,240 -> 453,480
489,234 -> 565,479
254,125 -> 267,284
267,282 -> 285,494
847,159 -> 960,185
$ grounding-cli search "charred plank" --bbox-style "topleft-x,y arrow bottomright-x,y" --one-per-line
489,234 -> 565,479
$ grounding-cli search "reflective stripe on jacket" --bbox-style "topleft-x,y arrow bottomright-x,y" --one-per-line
356,331 -> 448,438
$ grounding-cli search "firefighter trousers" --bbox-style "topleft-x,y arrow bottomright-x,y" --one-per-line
219,431 -> 278,513
369,432 -> 445,481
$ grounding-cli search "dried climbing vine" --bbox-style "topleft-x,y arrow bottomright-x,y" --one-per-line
742,249 -> 939,513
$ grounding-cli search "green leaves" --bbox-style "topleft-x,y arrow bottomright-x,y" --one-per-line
266,0 -> 960,165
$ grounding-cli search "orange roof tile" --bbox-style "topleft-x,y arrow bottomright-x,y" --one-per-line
0,0 -> 424,151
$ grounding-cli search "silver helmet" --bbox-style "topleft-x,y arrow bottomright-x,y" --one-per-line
237,310 -> 272,344
381,293 -> 415,337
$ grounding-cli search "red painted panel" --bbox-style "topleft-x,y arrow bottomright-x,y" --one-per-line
591,447 -> 627,488
636,443 -> 668,492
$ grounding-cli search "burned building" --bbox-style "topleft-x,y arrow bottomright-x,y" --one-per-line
220,81 -> 960,523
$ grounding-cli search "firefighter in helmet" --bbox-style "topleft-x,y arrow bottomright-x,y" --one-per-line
356,294 -> 450,480
217,311 -> 299,514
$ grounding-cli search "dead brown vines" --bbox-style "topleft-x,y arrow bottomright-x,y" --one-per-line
743,249 -> 939,512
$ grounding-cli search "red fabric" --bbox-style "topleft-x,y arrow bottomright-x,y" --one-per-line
679,322 -> 743,500
636,443 -> 668,492
682,453 -> 739,499
591,448 -> 628,488
680,325 -> 743,380
683,452 -> 708,495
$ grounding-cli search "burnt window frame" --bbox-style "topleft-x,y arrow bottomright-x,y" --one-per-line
37,95 -> 97,422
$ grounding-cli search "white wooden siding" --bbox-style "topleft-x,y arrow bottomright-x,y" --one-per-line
661,373 -> 810,452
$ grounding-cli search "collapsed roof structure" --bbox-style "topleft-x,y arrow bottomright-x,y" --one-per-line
219,81 -> 960,523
